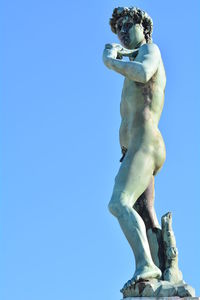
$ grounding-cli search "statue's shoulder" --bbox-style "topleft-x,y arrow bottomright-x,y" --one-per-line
139,43 -> 161,57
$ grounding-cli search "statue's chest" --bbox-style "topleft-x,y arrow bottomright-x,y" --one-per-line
121,78 -> 143,107
122,75 -> 157,108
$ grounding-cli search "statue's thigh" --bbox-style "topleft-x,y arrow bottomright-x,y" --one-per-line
114,150 -> 155,203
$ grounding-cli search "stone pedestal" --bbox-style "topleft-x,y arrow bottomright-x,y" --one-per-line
121,279 -> 196,298
122,298 -> 200,300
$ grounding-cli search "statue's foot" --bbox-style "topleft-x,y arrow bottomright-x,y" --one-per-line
122,264 -> 162,291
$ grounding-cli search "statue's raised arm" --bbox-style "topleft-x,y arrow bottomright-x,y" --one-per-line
103,42 -> 161,83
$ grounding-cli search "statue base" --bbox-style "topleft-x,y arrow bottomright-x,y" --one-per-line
121,279 -> 196,298
121,298 -> 200,300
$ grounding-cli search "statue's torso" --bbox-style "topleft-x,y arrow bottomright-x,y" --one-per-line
120,58 -> 166,174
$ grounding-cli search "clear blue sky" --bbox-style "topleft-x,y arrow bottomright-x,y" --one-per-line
1,1 -> 200,299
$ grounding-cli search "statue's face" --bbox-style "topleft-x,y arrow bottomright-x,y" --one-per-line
116,16 -> 145,49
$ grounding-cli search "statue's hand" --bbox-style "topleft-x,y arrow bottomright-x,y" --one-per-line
104,43 -> 139,62
105,43 -> 124,51
103,43 -> 123,68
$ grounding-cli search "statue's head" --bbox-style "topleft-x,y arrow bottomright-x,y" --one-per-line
110,7 -> 153,49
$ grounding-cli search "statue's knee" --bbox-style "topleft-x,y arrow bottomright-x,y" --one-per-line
108,191 -> 129,217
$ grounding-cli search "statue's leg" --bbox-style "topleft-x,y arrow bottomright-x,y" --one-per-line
108,149 -> 161,284
133,176 -> 159,229
133,176 -> 165,272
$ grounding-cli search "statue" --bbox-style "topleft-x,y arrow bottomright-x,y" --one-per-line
103,7 -> 196,298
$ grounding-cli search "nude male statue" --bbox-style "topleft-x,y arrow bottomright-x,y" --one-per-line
103,7 -> 166,286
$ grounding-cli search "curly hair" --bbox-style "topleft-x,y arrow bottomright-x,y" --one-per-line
110,7 -> 153,43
